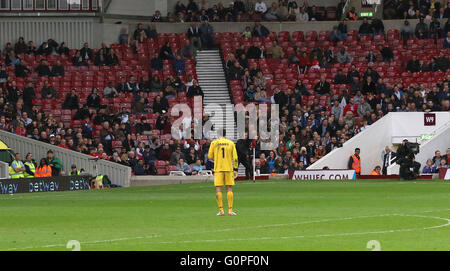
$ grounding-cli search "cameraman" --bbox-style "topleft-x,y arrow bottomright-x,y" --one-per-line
396,139 -> 421,180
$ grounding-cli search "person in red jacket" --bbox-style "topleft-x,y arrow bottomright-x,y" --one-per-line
343,97 -> 359,117
298,51 -> 311,74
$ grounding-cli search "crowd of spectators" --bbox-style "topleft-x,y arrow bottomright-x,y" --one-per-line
422,148 -> 450,173
223,21 -> 449,173
384,0 -> 450,20
147,0 -> 349,23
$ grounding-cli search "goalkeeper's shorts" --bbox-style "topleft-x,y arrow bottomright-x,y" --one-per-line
214,171 -> 235,186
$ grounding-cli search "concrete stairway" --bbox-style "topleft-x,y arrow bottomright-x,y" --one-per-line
196,49 -> 235,140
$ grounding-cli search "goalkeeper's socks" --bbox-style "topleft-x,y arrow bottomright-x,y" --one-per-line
216,192 -> 223,213
227,191 -> 233,213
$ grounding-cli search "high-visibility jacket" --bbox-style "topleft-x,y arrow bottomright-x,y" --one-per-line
370,170 -> 380,176
351,155 -> 361,174
69,170 -> 81,176
96,175 -> 103,187
24,161 -> 36,178
348,11 -> 358,21
10,160 -> 25,178
34,165 -> 52,177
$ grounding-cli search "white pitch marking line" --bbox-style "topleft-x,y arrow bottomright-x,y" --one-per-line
4,210 -> 450,251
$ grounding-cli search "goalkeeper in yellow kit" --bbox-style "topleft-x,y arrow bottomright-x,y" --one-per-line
208,130 -> 239,216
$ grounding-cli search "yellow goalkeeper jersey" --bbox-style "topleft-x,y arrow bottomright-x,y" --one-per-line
208,137 -> 239,172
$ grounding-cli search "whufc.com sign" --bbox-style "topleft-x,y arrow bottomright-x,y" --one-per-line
289,170 -> 357,180
0,176 -> 92,194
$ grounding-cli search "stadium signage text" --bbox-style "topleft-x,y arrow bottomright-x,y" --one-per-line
0,176 -> 92,194
290,170 -> 356,180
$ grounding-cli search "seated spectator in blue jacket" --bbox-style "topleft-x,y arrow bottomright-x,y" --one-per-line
422,159 -> 438,173
173,55 -> 185,75
143,145 -> 157,165
244,84 -> 257,102
192,159 -> 204,174
177,158 -> 192,175
134,159 -> 148,175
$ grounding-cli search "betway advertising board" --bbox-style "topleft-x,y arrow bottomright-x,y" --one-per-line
0,176 -> 92,194
289,170 -> 357,180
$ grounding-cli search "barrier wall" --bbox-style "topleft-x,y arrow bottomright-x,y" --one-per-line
0,16 -> 426,50
0,175 -> 92,194
308,112 -> 450,175
0,130 -> 132,187
0,17 -> 99,49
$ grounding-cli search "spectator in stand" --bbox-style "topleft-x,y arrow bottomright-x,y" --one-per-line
255,0 -> 267,14
159,41 -> 174,60
180,40 -> 196,60
104,81 -> 118,98
36,42 -> 51,55
72,50 -> 88,66
5,50 -> 20,66
308,5 -> 322,21
415,18 -> 429,39
329,26 -> 344,43
314,75 -> 331,95
57,42 -> 69,56
119,28 -> 131,45
150,75 -> 163,92
35,59 -> 52,77
334,70 -> 348,84
87,88 -> 101,109
106,49 -> 119,66
401,20 -> 413,44
51,60 -> 65,77
41,80 -> 57,99
62,89 -> 79,110
267,40 -> 284,58
177,158 -> 192,175
187,23 -> 202,52
430,16 -> 442,39
187,79 -> 204,98
366,50 -> 377,62
80,42 -> 93,61
336,47 -> 352,63
298,51 -> 311,73
200,20 -> 215,50
14,37 -> 28,55
26,41 -> 37,55
444,32 -> 450,48
337,18 -> 348,40
422,159 -> 438,173
152,10 -> 162,22
133,23 -> 147,43
265,2 -> 279,21
252,22 -> 270,37
358,17 -> 373,38
0,64 -> 8,84
126,75 -> 140,92
22,81 -> 35,112
380,46 -> 394,62
173,55 -> 186,75
371,18 -> 385,35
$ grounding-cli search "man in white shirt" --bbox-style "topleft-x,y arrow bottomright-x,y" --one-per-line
255,0 -> 267,13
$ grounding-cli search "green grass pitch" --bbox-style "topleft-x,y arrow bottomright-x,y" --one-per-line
1,179 -> 450,251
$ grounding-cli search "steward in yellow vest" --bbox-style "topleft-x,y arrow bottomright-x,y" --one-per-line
10,153 -> 25,179
23,153 -> 36,178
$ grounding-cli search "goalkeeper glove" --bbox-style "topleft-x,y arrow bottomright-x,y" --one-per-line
233,169 -> 238,179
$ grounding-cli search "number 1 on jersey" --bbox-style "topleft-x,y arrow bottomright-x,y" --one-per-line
221,147 -> 225,158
